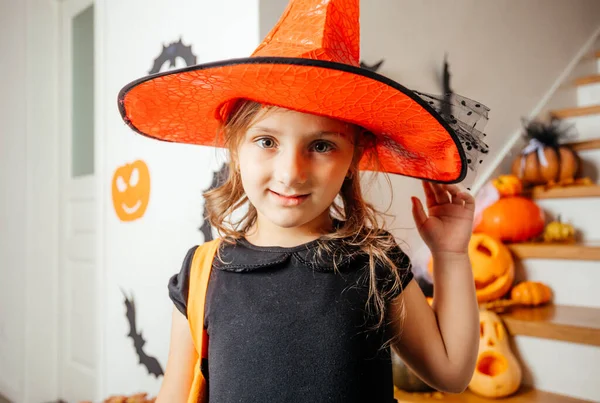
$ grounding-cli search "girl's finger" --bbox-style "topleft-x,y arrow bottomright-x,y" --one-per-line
411,196 -> 428,229
422,181 -> 438,208
442,184 -> 463,204
454,191 -> 476,211
429,182 -> 451,205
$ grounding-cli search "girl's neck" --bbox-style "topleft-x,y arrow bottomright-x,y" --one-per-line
244,213 -> 334,248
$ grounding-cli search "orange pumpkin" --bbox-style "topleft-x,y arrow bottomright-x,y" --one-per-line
511,119 -> 580,187
112,160 -> 151,222
474,196 -> 545,242
428,233 -> 514,303
511,281 -> 552,306
492,175 -> 522,197
511,145 -> 579,187
469,310 -> 522,398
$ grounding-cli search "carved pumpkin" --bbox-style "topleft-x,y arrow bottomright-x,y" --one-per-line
511,281 -> 552,306
474,196 -> 545,243
511,118 -> 580,187
112,160 -> 151,222
469,310 -> 522,398
470,234 -> 515,302
428,234 -> 514,303
492,175 -> 522,197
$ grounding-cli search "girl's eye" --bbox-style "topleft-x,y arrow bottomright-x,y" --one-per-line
256,137 -> 276,149
312,141 -> 335,153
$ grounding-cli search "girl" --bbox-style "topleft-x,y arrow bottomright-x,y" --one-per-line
117,1 -> 490,401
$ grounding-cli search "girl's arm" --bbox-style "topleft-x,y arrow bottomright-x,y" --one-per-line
156,307 -> 198,403
388,181 -> 480,393
388,255 -> 479,393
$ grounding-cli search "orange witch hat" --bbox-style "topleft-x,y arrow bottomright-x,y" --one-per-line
118,0 -> 490,183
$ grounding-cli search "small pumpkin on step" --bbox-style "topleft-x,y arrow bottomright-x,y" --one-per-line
511,281 -> 552,306
469,310 -> 522,398
492,174 -> 523,197
542,215 -> 576,243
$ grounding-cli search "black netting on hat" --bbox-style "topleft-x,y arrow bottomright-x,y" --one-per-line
413,91 -> 491,190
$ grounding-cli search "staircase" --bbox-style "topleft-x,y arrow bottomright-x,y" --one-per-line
396,49 -> 600,402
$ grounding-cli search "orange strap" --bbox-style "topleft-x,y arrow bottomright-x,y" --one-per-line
186,239 -> 220,403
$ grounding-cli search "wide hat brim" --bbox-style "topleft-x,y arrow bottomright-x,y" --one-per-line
118,56 -> 468,182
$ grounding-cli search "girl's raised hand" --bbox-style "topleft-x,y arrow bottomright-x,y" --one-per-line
411,181 -> 476,256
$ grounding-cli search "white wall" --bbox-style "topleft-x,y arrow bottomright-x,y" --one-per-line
0,1 -> 28,401
0,0 -> 60,402
100,0 -> 260,398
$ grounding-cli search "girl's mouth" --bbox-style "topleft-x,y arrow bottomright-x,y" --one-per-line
269,190 -> 310,207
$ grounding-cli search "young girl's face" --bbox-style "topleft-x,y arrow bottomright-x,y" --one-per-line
237,107 -> 357,233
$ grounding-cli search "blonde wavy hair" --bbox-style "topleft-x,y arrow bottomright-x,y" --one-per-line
204,99 -> 408,332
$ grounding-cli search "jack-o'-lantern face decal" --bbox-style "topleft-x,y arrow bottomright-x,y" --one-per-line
112,160 -> 151,222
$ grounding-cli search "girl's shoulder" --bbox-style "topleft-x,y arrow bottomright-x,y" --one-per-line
167,244 -> 200,318
167,239 -> 225,318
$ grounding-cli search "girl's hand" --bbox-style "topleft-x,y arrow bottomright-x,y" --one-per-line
411,181 -> 475,256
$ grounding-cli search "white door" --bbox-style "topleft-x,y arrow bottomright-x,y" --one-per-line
58,0 -> 98,400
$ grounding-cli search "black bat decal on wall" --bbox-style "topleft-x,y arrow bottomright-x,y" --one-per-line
199,162 -> 230,242
148,38 -> 197,74
122,289 -> 164,378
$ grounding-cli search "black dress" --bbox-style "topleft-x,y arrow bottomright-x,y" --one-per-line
169,234 -> 413,403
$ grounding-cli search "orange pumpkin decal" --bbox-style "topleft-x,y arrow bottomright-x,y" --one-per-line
112,160 -> 151,222
474,196 -> 545,243
429,233 -> 514,303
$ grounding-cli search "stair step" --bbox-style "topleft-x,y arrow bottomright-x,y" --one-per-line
564,137 -> 600,151
499,304 -> 600,347
562,113 -> 600,142
515,259 -> 600,308
394,385 -> 594,402
550,105 -> 600,119
507,243 -> 600,260
526,184 -> 600,199
574,74 -> 600,86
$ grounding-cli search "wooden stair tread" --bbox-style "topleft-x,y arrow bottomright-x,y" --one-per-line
550,105 -> 600,119
574,74 -> 600,86
394,385 -> 594,403
499,304 -> 600,347
507,242 -> 600,260
563,138 -> 600,151
526,184 -> 600,199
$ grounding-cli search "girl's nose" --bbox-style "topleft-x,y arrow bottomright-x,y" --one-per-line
274,148 -> 307,187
